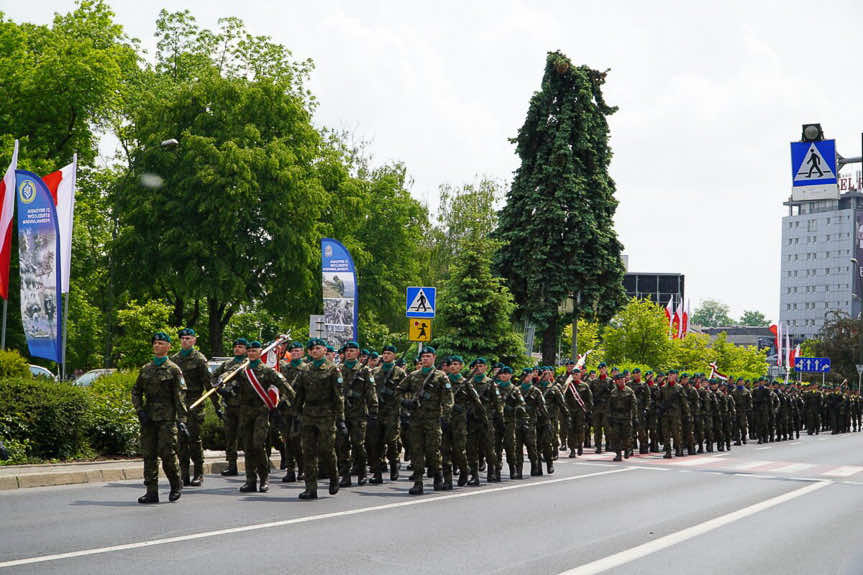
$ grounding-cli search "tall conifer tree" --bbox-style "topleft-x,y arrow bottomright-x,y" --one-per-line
495,51 -> 627,364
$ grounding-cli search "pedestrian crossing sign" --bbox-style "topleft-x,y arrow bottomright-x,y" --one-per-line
406,286 -> 436,318
409,319 -> 432,342
790,139 -> 837,188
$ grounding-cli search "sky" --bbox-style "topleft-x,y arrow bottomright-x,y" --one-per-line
5,0 -> 863,322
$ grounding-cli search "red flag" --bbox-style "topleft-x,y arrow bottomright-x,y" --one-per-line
675,298 -> 685,339
0,141 -> 18,300
42,155 -> 76,294
665,296 -> 674,326
789,344 -> 800,370
682,299 -> 690,338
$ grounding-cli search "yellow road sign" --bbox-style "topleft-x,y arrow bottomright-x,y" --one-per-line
409,319 -> 432,342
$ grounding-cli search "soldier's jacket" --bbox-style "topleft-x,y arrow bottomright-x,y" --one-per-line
659,383 -> 690,419
541,382 -> 569,421
499,382 -> 527,424
372,363 -> 406,420
608,384 -> 637,421
722,391 -> 736,417
520,384 -> 548,426
683,385 -> 700,420
647,382 -> 661,417
472,374 -> 503,424
590,375 -> 614,410
397,367 -> 453,421
804,390 -> 822,411
132,358 -> 188,422
279,358 -> 308,414
715,389 -> 730,415
769,390 -> 780,415
339,360 -> 379,420
733,386 -> 752,413
170,349 -> 214,409
752,387 -> 772,410
449,374 -> 486,426
211,357 -> 247,408
700,387 -> 716,418
231,360 -> 294,414
563,379 -> 592,414
294,358 -> 345,422
631,380 -> 651,421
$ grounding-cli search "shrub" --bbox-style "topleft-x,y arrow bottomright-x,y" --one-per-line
200,402 -> 225,451
85,371 -> 141,457
0,349 -> 31,379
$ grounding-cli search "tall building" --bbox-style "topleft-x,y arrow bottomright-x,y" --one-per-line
780,170 -> 863,340
623,272 -> 684,307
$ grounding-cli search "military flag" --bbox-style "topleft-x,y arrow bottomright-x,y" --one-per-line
0,141 -> 18,300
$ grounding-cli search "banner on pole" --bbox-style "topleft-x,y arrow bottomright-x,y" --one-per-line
16,171 -> 62,362
321,238 -> 358,349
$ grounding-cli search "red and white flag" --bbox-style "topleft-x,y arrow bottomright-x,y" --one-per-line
708,361 -> 728,381
665,296 -> 674,328
0,141 -> 18,300
675,298 -> 685,339
245,366 -> 278,409
682,299 -> 690,338
42,154 -> 76,294
777,322 -> 784,366
785,330 -> 791,370
789,343 -> 800,370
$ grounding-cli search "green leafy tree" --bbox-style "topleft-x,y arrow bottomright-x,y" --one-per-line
739,310 -> 770,327
561,319 -> 605,369
114,300 -> 176,368
691,299 -> 735,328
603,298 -> 672,367
495,51 -> 627,364
811,311 -> 863,382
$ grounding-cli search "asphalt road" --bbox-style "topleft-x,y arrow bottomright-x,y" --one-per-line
2,430 -> 863,575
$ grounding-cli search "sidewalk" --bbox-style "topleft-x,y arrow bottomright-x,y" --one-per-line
0,450 -> 243,490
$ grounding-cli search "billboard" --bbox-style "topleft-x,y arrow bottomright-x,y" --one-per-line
321,238 -> 358,349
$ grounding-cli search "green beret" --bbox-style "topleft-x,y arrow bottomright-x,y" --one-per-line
474,357 -> 487,365
613,373 -> 624,380
370,352 -> 379,359
326,344 -> 335,352
681,372 -> 690,378
572,368 -> 581,374
668,369 -> 678,374
632,368 -> 641,374
440,357 -> 451,365
152,331 -> 171,343
500,366 -> 513,374
344,341 -> 360,350
622,369 -> 630,375
178,328 -> 196,337
306,338 -> 325,348
233,337 -> 249,347
598,362 -> 607,368
361,348 -> 370,356
420,346 -> 436,355
565,358 -> 575,365
450,355 -> 464,364
522,367 -> 533,375
644,370 -> 653,376
287,341 -> 304,350
382,345 -> 397,353
248,340 -> 262,349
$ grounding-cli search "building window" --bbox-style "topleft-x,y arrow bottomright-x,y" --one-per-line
827,217 -> 831,224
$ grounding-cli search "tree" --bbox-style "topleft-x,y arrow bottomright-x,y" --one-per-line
603,298 -> 672,367
495,51 -> 627,365
739,310 -> 770,327
691,300 -> 735,328
811,311 -> 863,382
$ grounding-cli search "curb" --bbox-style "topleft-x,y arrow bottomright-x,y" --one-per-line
0,460 -> 245,491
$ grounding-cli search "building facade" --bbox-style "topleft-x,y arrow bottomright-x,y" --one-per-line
623,272 -> 684,308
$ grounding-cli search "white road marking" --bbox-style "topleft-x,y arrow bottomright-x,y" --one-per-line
755,446 -> 773,450
732,460 -> 771,471
788,442 -> 801,446
557,480 -> 831,575
0,467 -> 634,569
769,463 -> 815,474
822,466 -> 863,477
671,457 -> 721,467
625,466 -> 670,472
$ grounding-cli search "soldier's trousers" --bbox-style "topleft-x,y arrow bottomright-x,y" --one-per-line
648,412 -> 660,448
223,405 -> 240,465
409,417 -> 442,482
301,418 -> 336,491
593,408 -> 608,449
753,410 -> 769,441
367,416 -> 400,472
693,414 -> 704,446
662,414 -> 682,453
735,411 -> 748,441
517,424 -> 539,464
441,418 -> 467,481
467,417 -> 496,473
499,420 -> 518,466
682,415 -> 694,450
179,409 -> 205,476
400,416 -> 411,462
722,414 -> 733,444
141,420 -> 180,492
337,418 -> 367,476
607,417 -> 633,454
702,414 -> 714,446
558,413 -> 568,449
567,409 -> 587,451
537,420 -> 555,463
637,413 -> 649,450
547,414 -> 560,453
239,409 -> 270,483
286,415 -> 303,474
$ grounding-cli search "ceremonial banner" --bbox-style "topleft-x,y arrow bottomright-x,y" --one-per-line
42,155 -> 76,293
16,171 -> 62,362
321,238 -> 358,348
0,141 -> 18,299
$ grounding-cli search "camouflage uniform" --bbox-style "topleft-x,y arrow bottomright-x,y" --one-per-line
682,381 -> 699,455
590,374 -> 613,452
211,357 -> 245,473
700,384 -> 715,452
539,380 -> 568,473
804,387 -> 822,434
278,358 -> 308,481
519,380 -> 547,476
131,357 -> 188,498
295,357 -> 345,497
444,373 -> 485,488
170,348 -> 218,485
630,377 -> 651,454
564,376 -> 592,457
498,381 -> 527,478
721,387 -> 736,450
369,362 -> 405,482
751,385 -> 772,443
468,374 -> 501,483
659,380 -> 690,458
397,366 -> 453,494
732,383 -> 752,444
607,382 -> 637,460
337,360 -> 378,486
646,378 -> 661,452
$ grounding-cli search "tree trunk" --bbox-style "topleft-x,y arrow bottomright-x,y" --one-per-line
208,296 -> 225,357
541,314 -> 558,366
170,296 -> 184,327
571,317 -> 578,360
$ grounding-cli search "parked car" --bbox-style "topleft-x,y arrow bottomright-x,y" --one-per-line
207,357 -> 232,374
29,364 -> 57,380
73,368 -> 117,387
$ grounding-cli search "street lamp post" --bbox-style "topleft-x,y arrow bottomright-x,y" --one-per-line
853,258 -> 863,392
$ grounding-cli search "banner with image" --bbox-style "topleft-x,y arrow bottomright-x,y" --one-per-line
321,238 -> 358,349
16,171 -> 62,362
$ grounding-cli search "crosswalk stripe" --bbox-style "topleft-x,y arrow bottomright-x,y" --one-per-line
670,457 -> 722,467
770,463 -> 816,474
821,465 -> 863,477
731,460 -> 772,471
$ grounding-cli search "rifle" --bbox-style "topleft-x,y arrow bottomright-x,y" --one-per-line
190,332 -> 291,410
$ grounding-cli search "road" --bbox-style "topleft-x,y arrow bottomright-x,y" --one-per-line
2,431 -> 863,575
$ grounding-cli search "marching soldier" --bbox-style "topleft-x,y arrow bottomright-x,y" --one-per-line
752,378 -> 772,444
659,370 -> 689,458
212,338 -> 249,476
518,368 -> 547,476
732,377 -> 752,445
496,366 -> 526,478
294,338 -> 346,500
720,382 -> 736,450
590,363 -> 613,453
608,373 -> 637,461
630,368 -> 651,454
467,358 -> 501,483
397,346 -> 453,495
555,360 -> 576,450
337,341 -> 378,487
563,368 -> 592,458
131,332 -> 188,504
680,373 -> 698,455
645,371 -> 662,452
171,328 -> 222,487
369,344 -> 405,484
538,367 -> 568,474
443,356 -> 485,489
700,378 -> 716,453
279,341 -> 307,482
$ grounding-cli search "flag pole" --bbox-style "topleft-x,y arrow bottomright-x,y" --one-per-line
61,292 -> 69,380
1,298 -> 6,349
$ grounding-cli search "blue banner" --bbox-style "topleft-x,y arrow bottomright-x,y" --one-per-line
321,238 -> 357,349
16,171 -> 62,363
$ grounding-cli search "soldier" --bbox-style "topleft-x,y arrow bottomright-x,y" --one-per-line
629,369 -> 651,454
369,344 -> 405,484
171,328 -> 221,487
659,370 -> 689,458
496,366 -> 526,478
538,367 -> 568,474
131,332 -> 188,504
294,338 -> 346,500
721,382 -> 736,450
443,356 -> 485,489
590,363 -> 613,453
700,378 -> 716,453
466,358 -> 500,484
563,368 -> 592,458
212,338 -> 249,476
645,371 -> 662,452
680,373 -> 699,455
397,346 -> 453,495
279,341 -> 307,483
518,368 -> 547,476
752,378 -> 772,444
608,373 -> 637,461
732,377 -> 752,445
555,360 -> 576,451
226,341 -> 294,493
337,341 -> 378,487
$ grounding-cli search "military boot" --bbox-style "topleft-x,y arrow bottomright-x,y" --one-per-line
569,449 -> 577,458
433,472 -> 444,491
282,470 -> 296,483
675,448 -> 684,457
624,449 -> 632,459
389,461 -> 400,481
457,469 -> 468,486
298,489 -> 318,500
467,471 -> 480,487
613,451 -> 622,462
726,441 -> 731,450
706,442 -> 713,453
697,444 -> 704,454
221,462 -> 238,476
734,440 -> 742,446
138,491 -> 159,504
339,471 -> 352,488
514,464 -> 523,479
239,481 -> 257,493
258,479 -> 269,493
663,450 -> 672,459
357,469 -> 368,487
182,468 -> 191,487
409,481 -> 424,495
509,464 -> 516,479
427,466 -> 434,478
329,477 -> 340,495
546,460 -> 555,474
369,468 -> 383,485
536,462 -> 543,476
639,445 -> 649,455
168,478 -> 182,502
491,464 -> 502,482
577,446 -> 583,456
718,443 -> 725,452
190,463 -> 203,487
